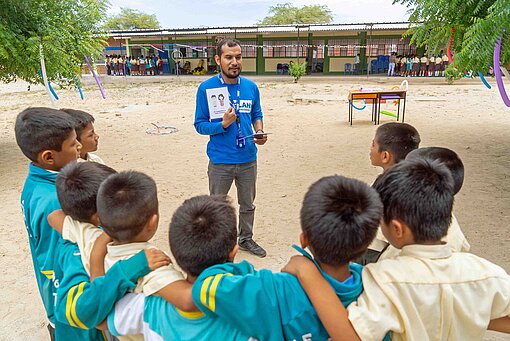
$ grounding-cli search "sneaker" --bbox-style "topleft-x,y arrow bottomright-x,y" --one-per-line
238,239 -> 267,258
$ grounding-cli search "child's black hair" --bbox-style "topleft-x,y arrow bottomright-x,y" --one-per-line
300,176 -> 383,265
56,162 -> 117,223
61,108 -> 95,141
406,147 -> 464,195
15,107 -> 75,162
97,171 -> 158,242
373,159 -> 454,243
169,195 -> 237,277
375,122 -> 421,163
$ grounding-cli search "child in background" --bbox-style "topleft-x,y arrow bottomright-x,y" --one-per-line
429,55 -> 435,76
15,107 -> 81,339
190,176 -> 388,341
435,54 -> 443,77
369,122 -> 421,174
61,108 -> 104,164
361,122 -> 421,263
284,159 -> 510,340
104,195 -> 251,340
420,54 -> 428,77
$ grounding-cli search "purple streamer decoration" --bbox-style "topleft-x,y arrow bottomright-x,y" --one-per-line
494,37 -> 510,107
84,56 -> 106,99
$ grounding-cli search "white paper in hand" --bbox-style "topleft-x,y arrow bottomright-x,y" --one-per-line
206,87 -> 230,120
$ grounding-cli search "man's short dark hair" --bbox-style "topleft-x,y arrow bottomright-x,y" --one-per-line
216,38 -> 241,58
15,107 -> 75,162
56,162 -> 117,223
406,147 -> 464,195
97,171 -> 158,242
375,122 -> 421,163
373,159 -> 454,243
169,195 -> 237,277
300,176 -> 383,265
61,109 -> 95,141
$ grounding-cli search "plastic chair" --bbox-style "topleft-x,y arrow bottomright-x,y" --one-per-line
370,60 -> 378,73
344,63 -> 352,75
276,63 -> 283,75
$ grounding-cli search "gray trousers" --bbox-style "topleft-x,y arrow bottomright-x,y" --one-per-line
208,160 -> 257,242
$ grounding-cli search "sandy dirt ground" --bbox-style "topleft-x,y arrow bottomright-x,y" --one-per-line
0,74 -> 509,340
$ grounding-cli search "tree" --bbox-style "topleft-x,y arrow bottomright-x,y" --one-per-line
258,3 -> 333,25
104,7 -> 160,30
0,0 -> 108,84
394,0 -> 510,72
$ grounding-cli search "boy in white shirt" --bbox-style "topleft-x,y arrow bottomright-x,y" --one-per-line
49,165 -> 195,340
284,158 -> 510,340
376,147 -> 470,260
62,109 -> 104,164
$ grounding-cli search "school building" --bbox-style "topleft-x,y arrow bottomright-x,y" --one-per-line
104,22 -> 418,75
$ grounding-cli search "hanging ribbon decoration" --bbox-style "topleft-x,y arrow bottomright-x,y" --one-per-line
74,76 -> 84,100
477,71 -> 492,89
447,27 -> 454,63
84,56 -> 106,99
39,44 -> 56,107
493,36 -> 510,107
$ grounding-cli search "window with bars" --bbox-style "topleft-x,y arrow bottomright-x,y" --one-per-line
365,38 -> 413,56
313,40 -> 325,59
240,41 -> 257,57
327,39 -> 360,56
263,41 -> 307,57
175,42 -> 209,58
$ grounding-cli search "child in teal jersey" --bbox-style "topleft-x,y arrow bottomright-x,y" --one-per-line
104,195 -> 251,340
15,107 -> 82,338
192,176 -> 390,341
53,239 -> 169,341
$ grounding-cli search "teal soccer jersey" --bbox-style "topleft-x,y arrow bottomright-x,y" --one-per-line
53,240 -> 152,340
192,249 -> 391,341
107,293 -> 253,341
20,163 -> 62,323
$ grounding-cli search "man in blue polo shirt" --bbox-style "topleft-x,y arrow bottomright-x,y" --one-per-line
194,38 -> 268,257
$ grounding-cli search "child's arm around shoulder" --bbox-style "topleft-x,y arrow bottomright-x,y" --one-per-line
282,256 -> 361,341
191,262 -> 281,340
47,209 -> 66,234
89,232 -> 112,281
489,316 -> 510,333
156,280 -> 196,312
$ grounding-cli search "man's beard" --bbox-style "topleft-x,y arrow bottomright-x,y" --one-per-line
221,65 -> 241,79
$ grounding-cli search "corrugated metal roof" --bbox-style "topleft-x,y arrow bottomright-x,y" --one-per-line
109,22 -> 410,38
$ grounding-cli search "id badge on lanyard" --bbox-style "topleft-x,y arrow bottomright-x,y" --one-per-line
219,74 -> 245,149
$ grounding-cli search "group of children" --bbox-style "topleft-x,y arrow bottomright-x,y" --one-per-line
105,54 -> 163,76
389,52 -> 449,77
15,106 -> 510,340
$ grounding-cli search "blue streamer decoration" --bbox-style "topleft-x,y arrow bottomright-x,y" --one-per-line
477,71 -> 492,89
38,70 -> 59,100
74,76 -> 84,100
349,99 -> 367,110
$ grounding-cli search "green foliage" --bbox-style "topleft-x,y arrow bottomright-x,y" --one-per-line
104,7 -> 160,30
0,0 -> 108,84
444,64 -> 464,84
289,61 -> 307,82
394,0 -> 510,72
258,3 -> 333,25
